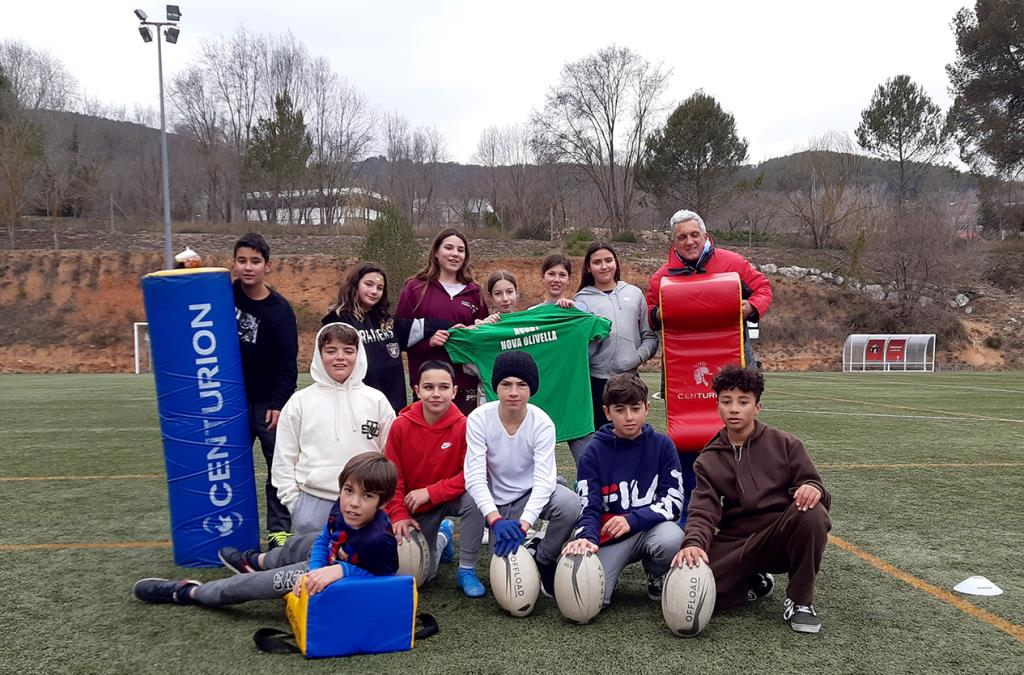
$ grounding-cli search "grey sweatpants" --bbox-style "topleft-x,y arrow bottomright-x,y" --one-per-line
190,532 -> 317,606
568,434 -> 595,466
290,491 -> 335,535
463,485 -> 581,567
413,493 -> 482,578
596,521 -> 684,605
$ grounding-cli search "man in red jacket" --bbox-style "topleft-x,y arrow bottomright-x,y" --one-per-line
645,209 -> 772,368
383,360 -> 487,598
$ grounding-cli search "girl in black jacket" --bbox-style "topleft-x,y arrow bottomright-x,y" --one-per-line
322,263 -> 453,412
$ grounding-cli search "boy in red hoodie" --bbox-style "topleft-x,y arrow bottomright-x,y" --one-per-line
384,360 -> 487,598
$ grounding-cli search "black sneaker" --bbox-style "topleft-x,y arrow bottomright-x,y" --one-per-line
536,560 -> 556,598
746,572 -> 775,602
132,578 -> 201,605
523,528 -> 545,557
218,546 -> 260,574
646,572 -> 665,601
783,598 -> 821,633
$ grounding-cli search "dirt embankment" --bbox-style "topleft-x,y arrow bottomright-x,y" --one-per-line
0,247 -> 1017,373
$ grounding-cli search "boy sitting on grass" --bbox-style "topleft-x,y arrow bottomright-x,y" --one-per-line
132,452 -> 399,607
462,350 -> 581,597
272,322 -> 395,534
562,373 -> 684,607
384,360 -> 487,598
672,365 -> 831,633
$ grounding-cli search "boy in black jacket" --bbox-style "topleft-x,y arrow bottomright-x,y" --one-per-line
232,233 -> 299,549
562,373 -> 684,607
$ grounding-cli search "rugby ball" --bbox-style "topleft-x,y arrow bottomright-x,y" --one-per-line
489,546 -> 540,617
554,552 -> 605,624
662,563 -> 716,637
396,529 -> 430,587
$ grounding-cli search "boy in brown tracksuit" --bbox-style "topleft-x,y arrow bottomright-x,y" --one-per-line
672,365 -> 831,633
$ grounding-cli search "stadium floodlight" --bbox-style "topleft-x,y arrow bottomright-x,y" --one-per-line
133,6 -> 182,269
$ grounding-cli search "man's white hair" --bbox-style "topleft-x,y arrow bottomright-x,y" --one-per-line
669,209 -> 706,234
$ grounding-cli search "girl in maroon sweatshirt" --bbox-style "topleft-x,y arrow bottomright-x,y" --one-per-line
396,229 -> 489,414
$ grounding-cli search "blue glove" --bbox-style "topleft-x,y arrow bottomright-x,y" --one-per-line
490,518 -> 526,558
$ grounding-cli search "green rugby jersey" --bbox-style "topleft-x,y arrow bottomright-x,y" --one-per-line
444,305 -> 611,441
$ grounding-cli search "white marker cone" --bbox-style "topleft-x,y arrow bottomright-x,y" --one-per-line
953,576 -> 1003,596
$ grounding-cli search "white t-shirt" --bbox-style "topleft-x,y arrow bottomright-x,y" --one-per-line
463,401 -> 557,524
441,282 -> 467,299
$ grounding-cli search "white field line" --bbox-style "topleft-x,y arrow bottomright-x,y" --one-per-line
0,427 -> 154,434
762,407 -> 987,422
773,373 -> 1024,395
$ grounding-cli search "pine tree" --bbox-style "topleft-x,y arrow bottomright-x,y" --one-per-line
635,91 -> 748,219
359,204 -> 422,302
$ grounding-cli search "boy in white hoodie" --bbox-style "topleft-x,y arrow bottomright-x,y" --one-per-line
272,322 -> 396,534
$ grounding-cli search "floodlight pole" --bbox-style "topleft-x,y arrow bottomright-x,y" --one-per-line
156,32 -> 172,270
138,15 -> 178,269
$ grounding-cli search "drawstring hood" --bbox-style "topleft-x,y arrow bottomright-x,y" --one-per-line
705,422 -> 767,500
311,323 -> 370,438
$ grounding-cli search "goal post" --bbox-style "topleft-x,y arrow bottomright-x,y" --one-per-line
133,322 -> 151,374
843,333 -> 936,372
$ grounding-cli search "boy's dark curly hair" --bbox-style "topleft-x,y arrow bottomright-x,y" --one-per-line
712,364 -> 765,402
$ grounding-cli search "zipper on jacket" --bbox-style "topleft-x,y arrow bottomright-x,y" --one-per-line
732,443 -> 745,493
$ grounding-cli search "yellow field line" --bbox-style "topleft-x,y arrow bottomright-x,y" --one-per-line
0,541 -> 171,552
828,534 -> 1023,642
0,473 -> 162,482
776,390 -> 1024,424
820,462 -> 1024,470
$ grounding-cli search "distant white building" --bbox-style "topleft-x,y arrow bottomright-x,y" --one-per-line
244,187 -> 384,225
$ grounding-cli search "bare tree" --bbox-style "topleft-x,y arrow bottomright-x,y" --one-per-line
170,66 -> 231,221
382,112 -> 414,221
306,57 -> 376,228
411,125 -> 448,224
473,124 -> 551,234
719,178 -> 788,235
532,45 -> 669,232
784,132 -> 867,248
0,39 -> 78,112
864,198 -> 967,308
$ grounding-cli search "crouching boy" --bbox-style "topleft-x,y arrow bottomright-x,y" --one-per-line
272,323 -> 395,534
132,453 -> 399,607
384,360 -> 487,597
562,373 -> 684,607
672,365 -> 831,633
462,351 -> 581,596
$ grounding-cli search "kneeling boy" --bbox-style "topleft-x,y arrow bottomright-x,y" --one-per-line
462,351 -> 580,596
384,360 -> 487,597
132,452 -> 399,607
672,365 -> 831,633
562,373 -> 684,606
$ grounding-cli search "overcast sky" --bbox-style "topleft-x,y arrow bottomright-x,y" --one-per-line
1,1 -> 971,164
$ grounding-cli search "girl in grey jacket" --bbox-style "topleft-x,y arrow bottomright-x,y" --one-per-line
569,241 -> 659,462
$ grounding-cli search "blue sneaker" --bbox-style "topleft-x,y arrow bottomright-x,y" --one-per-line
439,519 -> 455,564
457,567 -> 486,598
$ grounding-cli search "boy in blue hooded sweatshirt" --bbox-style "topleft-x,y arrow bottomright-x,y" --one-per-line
562,373 -> 685,607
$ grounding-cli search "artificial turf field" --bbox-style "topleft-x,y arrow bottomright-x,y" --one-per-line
0,371 -> 1022,674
